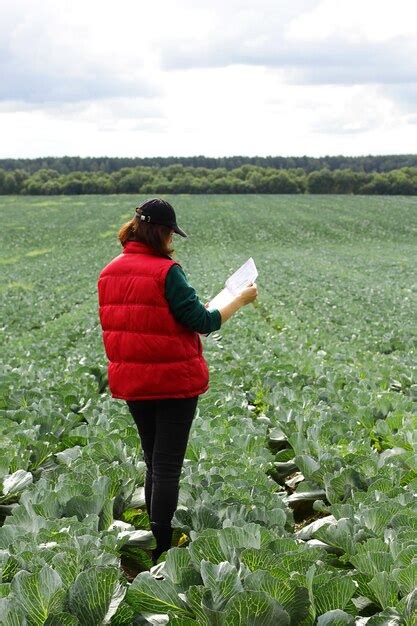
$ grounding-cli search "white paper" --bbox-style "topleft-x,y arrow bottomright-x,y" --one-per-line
207,287 -> 234,310
208,258 -> 258,311
225,257 -> 258,295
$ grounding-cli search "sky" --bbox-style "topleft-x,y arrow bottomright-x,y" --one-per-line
1,0 -> 417,159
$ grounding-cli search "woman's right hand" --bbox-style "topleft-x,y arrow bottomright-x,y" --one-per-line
238,282 -> 258,306
217,282 -> 258,325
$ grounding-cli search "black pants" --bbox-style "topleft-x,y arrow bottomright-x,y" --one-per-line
126,395 -> 198,527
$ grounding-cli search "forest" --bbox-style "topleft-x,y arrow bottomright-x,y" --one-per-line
1,162 -> 417,195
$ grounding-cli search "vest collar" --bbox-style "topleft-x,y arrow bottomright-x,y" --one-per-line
123,240 -> 157,255
122,240 -> 172,259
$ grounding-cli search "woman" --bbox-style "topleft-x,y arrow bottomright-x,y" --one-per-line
97,198 -> 258,566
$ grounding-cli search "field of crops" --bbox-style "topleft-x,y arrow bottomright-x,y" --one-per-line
0,194 -> 416,625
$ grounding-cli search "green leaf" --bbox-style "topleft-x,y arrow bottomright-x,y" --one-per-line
313,518 -> 356,555
266,537 -> 300,554
109,601 -> 135,626
168,617 -> 199,625
244,570 -> 310,624
218,524 -> 263,557
161,548 -> 202,590
184,585 -> 210,626
403,588 -> 417,626
316,610 -> 355,625
200,560 -> 243,610
62,476 -> 111,523
54,447 -> 83,466
99,498 -> 114,530
126,571 -> 192,618
0,583 -> 11,598
120,507 -> 149,529
1,554 -> 19,583
368,572 -> 399,610
2,470 -> 33,497
247,505 -> 287,529
294,455 -> 321,479
223,591 -> 290,625
44,612 -> 79,625
313,576 -> 356,615
0,597 -> 28,626
323,468 -> 367,504
392,563 -> 417,596
68,566 -> 123,626
163,547 -> 193,581
172,508 -> 193,533
361,503 -> 404,535
365,609 -> 403,625
240,548 -> 285,579
11,565 -> 65,626
395,545 -> 417,567
193,504 -> 223,531
29,440 -> 54,471
188,532 -> 226,568
51,551 -> 80,589
350,551 -> 393,576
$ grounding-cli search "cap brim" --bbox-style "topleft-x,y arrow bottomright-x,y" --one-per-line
173,225 -> 188,238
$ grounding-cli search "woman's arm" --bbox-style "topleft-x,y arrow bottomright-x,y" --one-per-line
205,283 -> 258,324
165,264 -> 221,335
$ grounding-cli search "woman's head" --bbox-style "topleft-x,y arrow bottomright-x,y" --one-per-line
118,198 -> 176,257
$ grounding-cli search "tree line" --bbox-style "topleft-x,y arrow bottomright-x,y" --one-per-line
1,154 -> 417,175
1,164 -> 417,195
0,154 -> 417,174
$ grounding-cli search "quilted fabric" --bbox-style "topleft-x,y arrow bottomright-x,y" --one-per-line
97,240 -> 210,400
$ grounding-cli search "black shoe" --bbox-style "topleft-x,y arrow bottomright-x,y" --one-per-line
150,521 -> 173,561
151,549 -> 158,567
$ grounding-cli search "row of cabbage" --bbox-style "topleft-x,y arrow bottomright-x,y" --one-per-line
0,194 -> 416,624
1,309 -> 415,624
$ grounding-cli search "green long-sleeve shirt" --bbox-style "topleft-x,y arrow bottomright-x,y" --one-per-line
165,264 -> 222,335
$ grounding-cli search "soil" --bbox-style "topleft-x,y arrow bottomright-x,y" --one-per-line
294,510 -> 329,532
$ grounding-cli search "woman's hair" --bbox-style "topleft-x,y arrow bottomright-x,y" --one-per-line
118,198 -> 175,257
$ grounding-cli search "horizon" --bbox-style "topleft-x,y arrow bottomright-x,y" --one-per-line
2,151 -> 417,162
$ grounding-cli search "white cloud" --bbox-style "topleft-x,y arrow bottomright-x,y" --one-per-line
0,0 -> 416,158
286,0 -> 417,43
0,0 -> 161,104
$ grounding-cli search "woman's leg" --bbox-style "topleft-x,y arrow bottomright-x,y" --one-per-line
150,395 -> 199,560
126,399 -> 157,519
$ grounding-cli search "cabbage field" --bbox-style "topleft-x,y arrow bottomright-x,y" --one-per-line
0,194 -> 416,625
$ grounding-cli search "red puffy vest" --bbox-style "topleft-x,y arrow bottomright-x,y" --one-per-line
97,240 -> 210,400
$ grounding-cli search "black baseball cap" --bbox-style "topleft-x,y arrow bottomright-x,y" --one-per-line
134,198 -> 188,238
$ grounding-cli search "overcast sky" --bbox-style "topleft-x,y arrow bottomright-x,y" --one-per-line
1,0 -> 417,158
